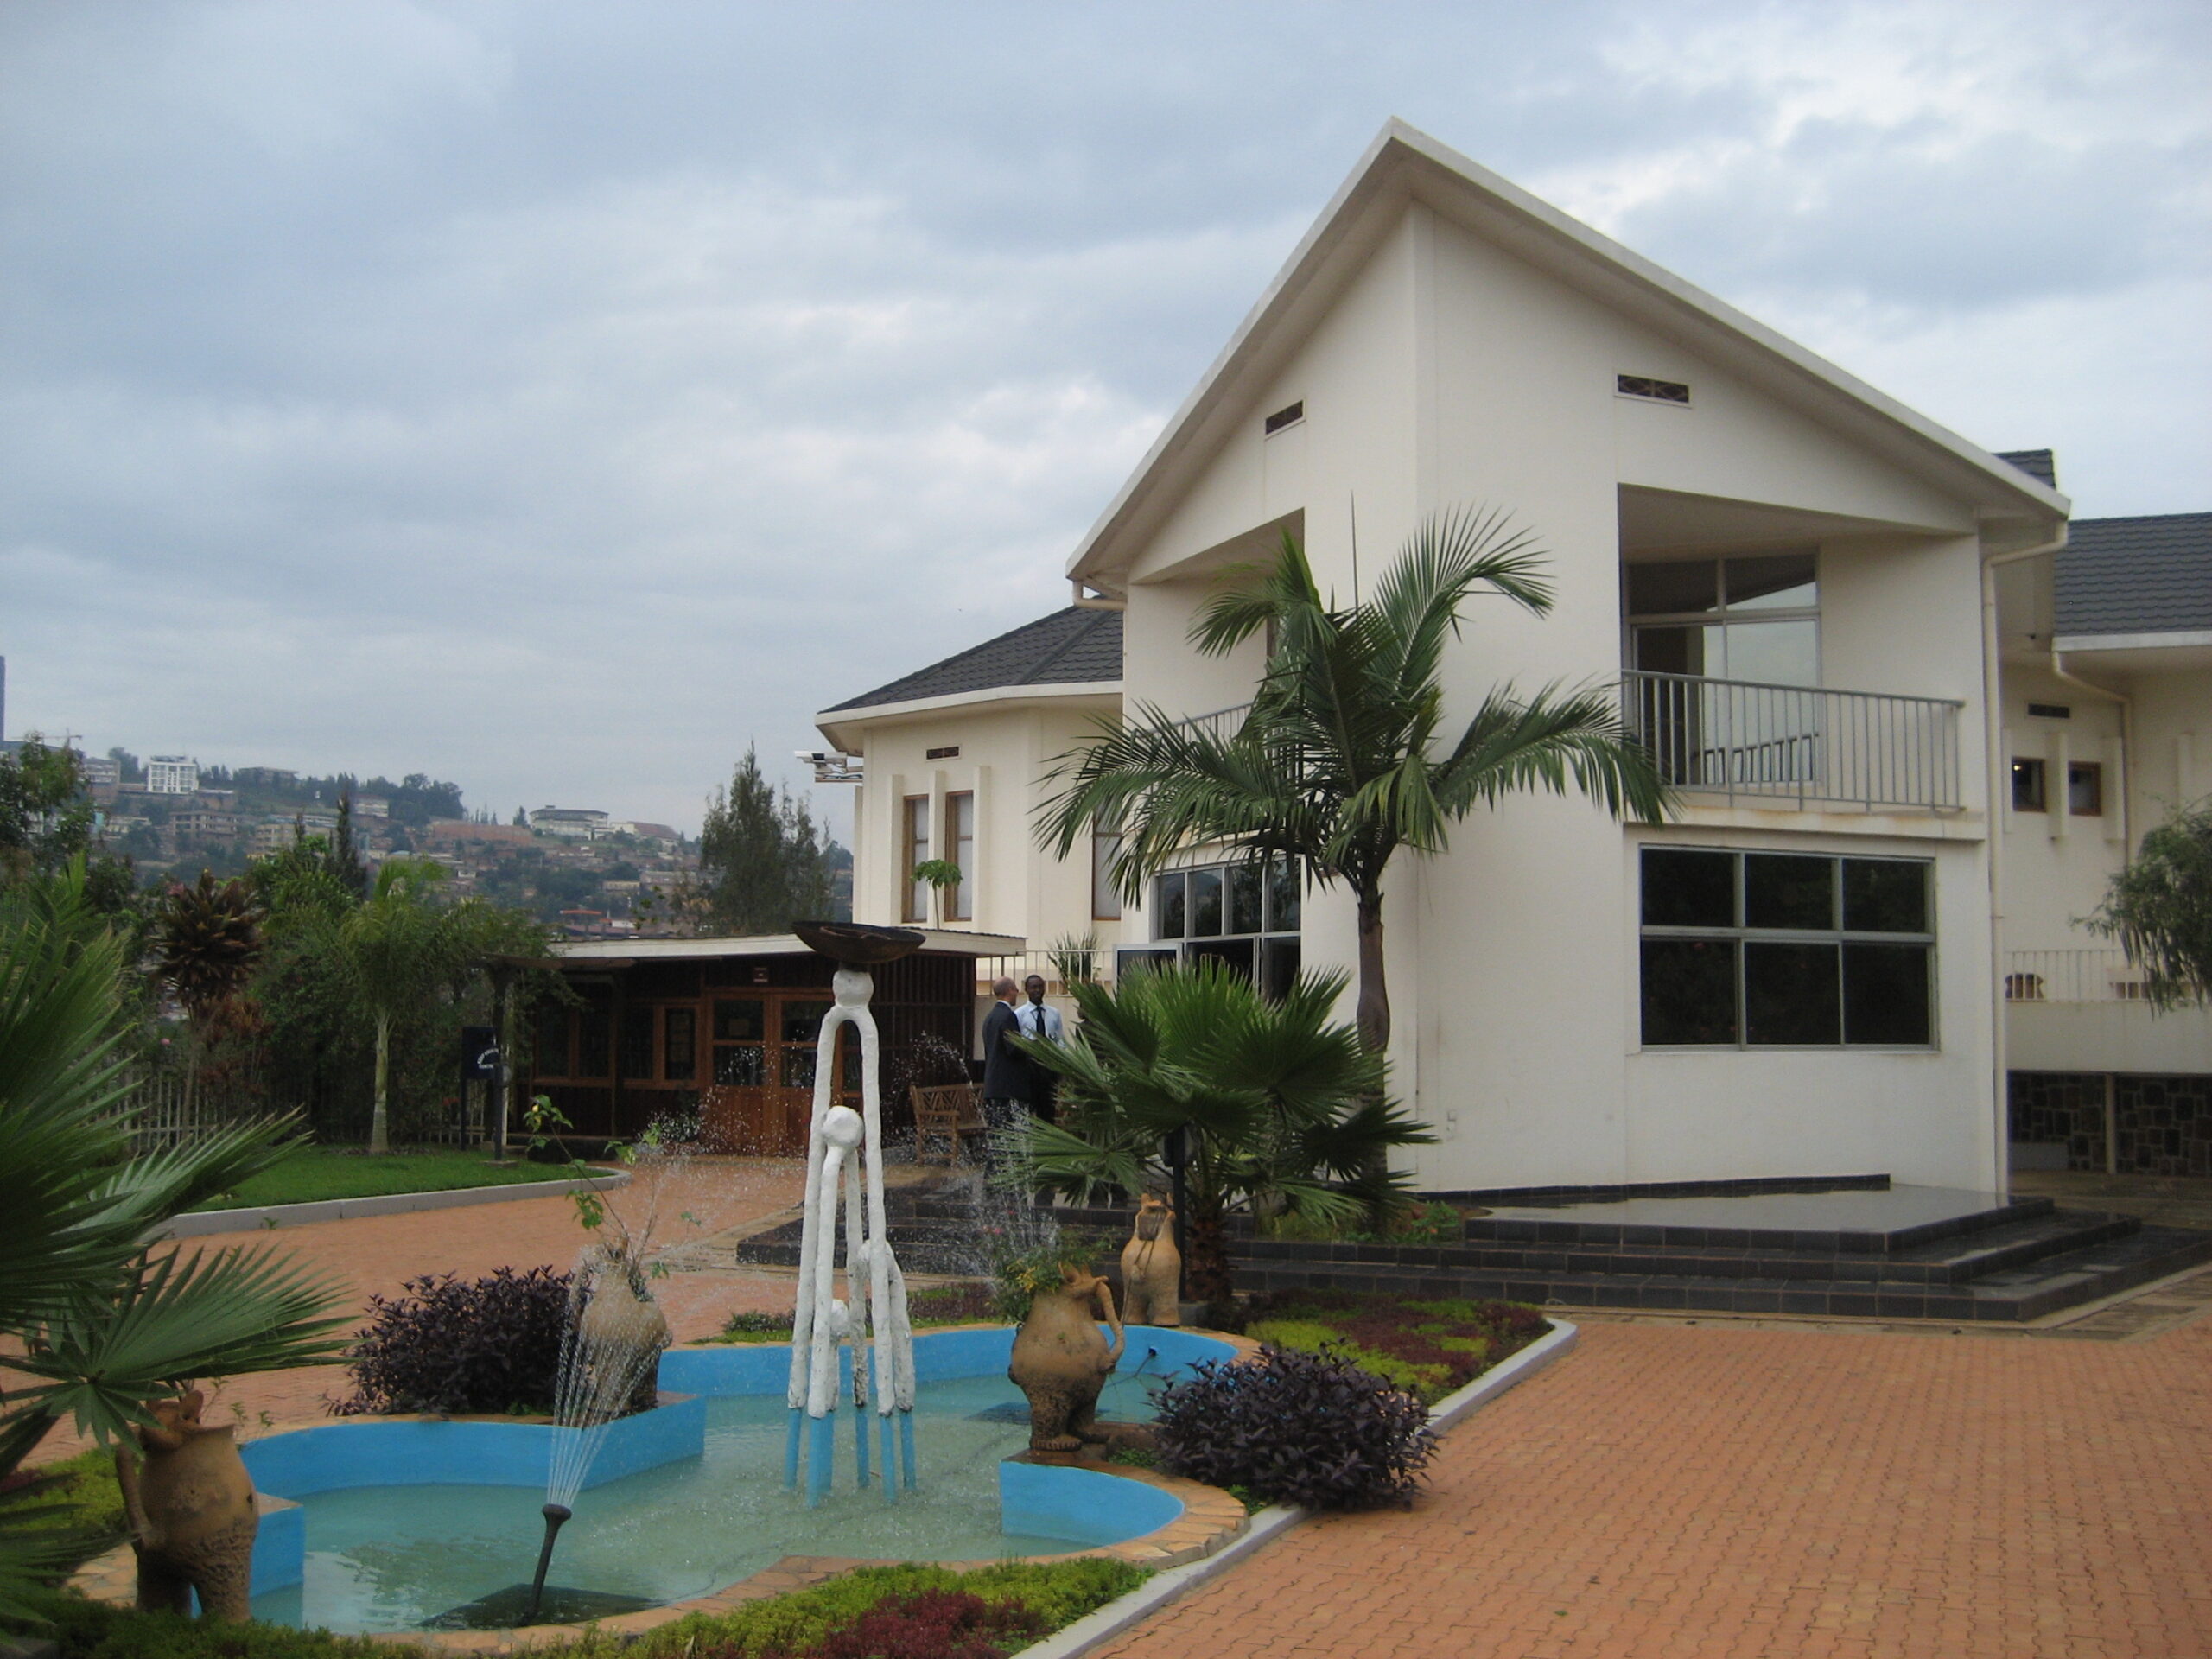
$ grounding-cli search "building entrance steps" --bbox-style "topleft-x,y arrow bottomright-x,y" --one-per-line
1014,1178 -> 2212,1325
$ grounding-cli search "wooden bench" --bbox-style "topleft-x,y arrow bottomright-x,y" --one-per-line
910,1082 -> 987,1165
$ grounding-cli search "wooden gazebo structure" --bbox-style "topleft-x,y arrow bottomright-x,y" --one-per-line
520,931 -> 1021,1152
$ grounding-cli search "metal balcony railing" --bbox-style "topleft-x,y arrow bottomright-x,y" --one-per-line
1622,671 -> 1963,813
2003,950 -> 2151,1004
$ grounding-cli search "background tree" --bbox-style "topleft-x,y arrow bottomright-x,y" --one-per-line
0,737 -> 93,886
1014,960 -> 1432,1301
2088,797 -> 2211,1009
1041,512 -> 1671,1051
335,859 -> 454,1154
328,794 -> 369,900
152,872 -> 264,1110
696,745 -> 846,932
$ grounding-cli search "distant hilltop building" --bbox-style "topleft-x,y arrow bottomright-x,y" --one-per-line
353,794 -> 391,818
79,754 -> 122,788
145,755 -> 200,794
529,805 -> 608,839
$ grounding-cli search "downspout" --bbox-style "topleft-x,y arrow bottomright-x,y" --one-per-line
1981,531 -> 2068,1194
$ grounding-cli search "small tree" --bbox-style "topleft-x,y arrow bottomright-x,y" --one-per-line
2087,798 -> 2211,1010
913,859 -> 962,929
337,859 -> 454,1154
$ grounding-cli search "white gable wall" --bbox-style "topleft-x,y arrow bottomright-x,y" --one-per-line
1108,190 -> 2009,1194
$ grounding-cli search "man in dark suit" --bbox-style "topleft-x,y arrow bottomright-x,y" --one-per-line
980,976 -> 1031,1135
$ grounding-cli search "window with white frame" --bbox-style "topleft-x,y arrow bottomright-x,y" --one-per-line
1638,848 -> 1934,1047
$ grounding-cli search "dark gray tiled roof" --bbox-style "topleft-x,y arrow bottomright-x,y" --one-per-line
2055,513 -> 2212,639
1996,448 -> 2057,487
823,607 -> 1123,712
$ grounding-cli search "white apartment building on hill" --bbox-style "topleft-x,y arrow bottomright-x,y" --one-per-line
146,755 -> 200,794
817,123 -> 2206,1192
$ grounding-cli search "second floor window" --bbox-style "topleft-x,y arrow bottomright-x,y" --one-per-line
1628,553 -> 1819,686
901,795 -> 930,923
946,791 -> 975,919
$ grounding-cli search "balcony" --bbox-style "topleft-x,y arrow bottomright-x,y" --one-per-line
1622,671 -> 1963,814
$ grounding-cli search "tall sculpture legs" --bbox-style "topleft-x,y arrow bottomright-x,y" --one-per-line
785,966 -> 917,1506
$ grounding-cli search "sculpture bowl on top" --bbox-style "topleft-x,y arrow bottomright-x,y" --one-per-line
793,920 -> 926,965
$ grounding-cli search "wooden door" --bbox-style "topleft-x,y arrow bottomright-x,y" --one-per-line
702,992 -> 842,1154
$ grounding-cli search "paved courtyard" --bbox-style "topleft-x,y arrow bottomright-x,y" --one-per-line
1099,1286 -> 2212,1659
22,1172 -> 2212,1656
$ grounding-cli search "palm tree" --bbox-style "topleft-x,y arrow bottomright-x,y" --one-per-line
338,858 -> 454,1155
1039,510 -> 1673,1051
1014,959 -> 1433,1302
0,864 -> 346,1624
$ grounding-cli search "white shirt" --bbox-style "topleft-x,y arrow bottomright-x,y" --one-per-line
1016,1001 -> 1065,1042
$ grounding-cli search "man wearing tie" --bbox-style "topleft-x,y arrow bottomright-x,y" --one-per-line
1018,974 -> 1065,1123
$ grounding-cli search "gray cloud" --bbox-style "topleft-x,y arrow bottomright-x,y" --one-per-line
1,0 -> 2204,833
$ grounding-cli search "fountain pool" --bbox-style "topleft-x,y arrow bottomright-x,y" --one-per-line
240,1327 -> 1232,1635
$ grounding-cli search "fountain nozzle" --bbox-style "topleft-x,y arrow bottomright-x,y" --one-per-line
522,1503 -> 573,1625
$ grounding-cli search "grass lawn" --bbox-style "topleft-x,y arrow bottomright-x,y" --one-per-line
187,1147 -> 603,1211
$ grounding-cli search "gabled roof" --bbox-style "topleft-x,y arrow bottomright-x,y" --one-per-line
1995,449 -> 2057,488
821,607 -> 1123,714
1069,120 -> 2069,586
2055,513 -> 2212,640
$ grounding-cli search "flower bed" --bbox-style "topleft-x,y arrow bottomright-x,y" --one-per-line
1232,1290 -> 1548,1403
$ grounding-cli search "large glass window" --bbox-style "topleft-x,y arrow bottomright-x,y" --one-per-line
1638,847 -> 1934,1048
1149,856 -> 1302,995
1628,554 -> 1819,686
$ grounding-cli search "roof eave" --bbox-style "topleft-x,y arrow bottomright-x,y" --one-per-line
815,679 -> 1122,751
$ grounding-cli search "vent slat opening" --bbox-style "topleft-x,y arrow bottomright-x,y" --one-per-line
1263,400 -> 1305,435
1618,374 -> 1691,405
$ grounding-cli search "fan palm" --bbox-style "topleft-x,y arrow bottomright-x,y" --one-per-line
1013,959 -> 1432,1301
0,864 -> 347,1625
1039,509 -> 1673,1051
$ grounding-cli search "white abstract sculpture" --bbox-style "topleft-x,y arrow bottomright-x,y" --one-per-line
786,961 -> 917,1505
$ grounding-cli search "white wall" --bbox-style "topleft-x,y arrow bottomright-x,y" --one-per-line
835,693 -> 1122,956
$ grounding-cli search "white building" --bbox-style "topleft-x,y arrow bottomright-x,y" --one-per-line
530,805 -> 610,840
1994,500 -> 2212,1173
817,123 -> 2209,1197
146,755 -> 200,794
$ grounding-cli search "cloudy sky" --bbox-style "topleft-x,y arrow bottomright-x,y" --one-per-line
3,2 -> 2206,837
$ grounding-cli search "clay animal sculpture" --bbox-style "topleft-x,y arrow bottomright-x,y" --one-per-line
1119,1192 -> 1183,1326
114,1389 -> 258,1620
1007,1263 -> 1125,1452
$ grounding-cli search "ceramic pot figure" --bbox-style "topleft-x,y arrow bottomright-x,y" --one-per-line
576,1248 -> 672,1416
115,1389 -> 258,1620
1007,1264 -> 1125,1452
1119,1192 -> 1182,1326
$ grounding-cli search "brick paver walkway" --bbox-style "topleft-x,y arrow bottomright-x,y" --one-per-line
1100,1306 -> 2212,1659
22,1156 -> 809,1461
